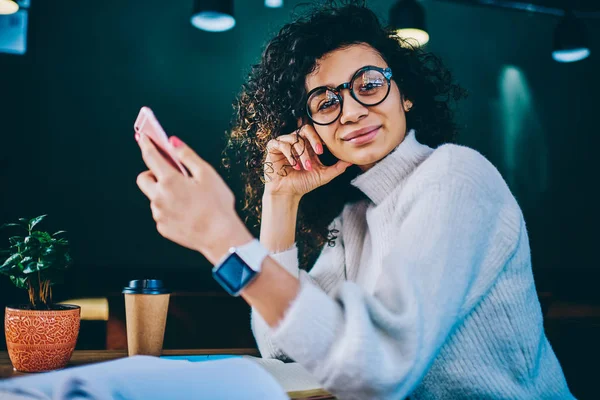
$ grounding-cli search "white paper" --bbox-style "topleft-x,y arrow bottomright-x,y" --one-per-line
0,356 -> 288,400
243,356 -> 323,393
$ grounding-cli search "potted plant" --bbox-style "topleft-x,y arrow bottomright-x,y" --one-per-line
0,215 -> 80,372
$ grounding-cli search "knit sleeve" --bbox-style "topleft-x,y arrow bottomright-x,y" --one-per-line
266,176 -> 522,399
250,217 -> 347,360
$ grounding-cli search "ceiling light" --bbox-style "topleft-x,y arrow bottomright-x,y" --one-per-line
0,0 -> 18,15
552,11 -> 590,63
389,0 -> 429,47
191,0 -> 235,33
265,0 -> 283,8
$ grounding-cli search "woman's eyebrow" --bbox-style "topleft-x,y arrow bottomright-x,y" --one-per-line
309,65 -> 386,91
308,69 -> 357,91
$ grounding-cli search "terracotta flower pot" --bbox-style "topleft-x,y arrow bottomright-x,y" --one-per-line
4,305 -> 80,372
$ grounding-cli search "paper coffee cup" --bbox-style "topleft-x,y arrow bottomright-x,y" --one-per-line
123,279 -> 171,357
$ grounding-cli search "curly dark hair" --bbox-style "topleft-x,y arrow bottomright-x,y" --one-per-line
222,0 -> 467,269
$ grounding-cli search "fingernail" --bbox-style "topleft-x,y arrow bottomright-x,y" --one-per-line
315,143 -> 323,154
134,132 -> 140,142
305,160 -> 312,171
294,163 -> 301,170
170,136 -> 184,148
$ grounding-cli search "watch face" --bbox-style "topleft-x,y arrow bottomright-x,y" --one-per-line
212,252 -> 257,295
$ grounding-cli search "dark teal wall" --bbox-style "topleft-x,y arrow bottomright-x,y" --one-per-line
1,0 -> 598,273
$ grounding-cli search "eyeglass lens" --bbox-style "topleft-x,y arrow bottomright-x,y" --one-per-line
307,68 -> 390,125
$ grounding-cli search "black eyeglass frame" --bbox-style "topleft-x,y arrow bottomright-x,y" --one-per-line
305,65 -> 394,126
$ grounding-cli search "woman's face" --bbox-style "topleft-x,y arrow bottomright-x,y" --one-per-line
305,44 -> 411,170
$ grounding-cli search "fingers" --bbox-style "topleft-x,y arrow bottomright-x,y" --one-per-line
275,123 -> 324,170
138,133 -> 178,181
266,138 -> 299,169
168,136 -> 209,178
319,160 -> 353,185
136,170 -> 158,199
265,122 -> 323,171
277,134 -> 312,171
296,124 -> 323,155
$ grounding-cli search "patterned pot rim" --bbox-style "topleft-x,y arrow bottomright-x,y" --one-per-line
6,342 -> 77,349
5,304 -> 81,313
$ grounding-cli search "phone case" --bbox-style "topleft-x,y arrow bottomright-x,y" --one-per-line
134,106 -> 189,176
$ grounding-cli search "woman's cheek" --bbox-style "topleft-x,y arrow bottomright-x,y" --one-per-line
315,128 -> 337,155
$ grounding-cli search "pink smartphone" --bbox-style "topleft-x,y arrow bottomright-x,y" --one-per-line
134,106 -> 189,176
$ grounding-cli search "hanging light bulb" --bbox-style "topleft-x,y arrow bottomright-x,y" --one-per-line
191,0 -> 235,33
265,0 -> 283,8
0,0 -> 18,15
552,11 -> 590,63
389,0 -> 429,47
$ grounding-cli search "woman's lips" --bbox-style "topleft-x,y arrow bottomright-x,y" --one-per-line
345,126 -> 380,145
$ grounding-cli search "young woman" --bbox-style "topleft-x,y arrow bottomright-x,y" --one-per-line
135,2 -> 573,399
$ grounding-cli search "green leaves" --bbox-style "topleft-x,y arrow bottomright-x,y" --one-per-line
1,215 -> 49,232
9,236 -> 23,246
1,253 -> 21,270
28,215 -> 47,231
0,214 -> 72,305
10,275 -> 28,289
22,257 -> 42,274
0,223 -> 21,230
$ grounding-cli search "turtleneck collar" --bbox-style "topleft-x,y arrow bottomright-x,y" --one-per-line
350,130 -> 434,205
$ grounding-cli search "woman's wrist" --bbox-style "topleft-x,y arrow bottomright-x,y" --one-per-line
260,193 -> 301,253
200,217 -> 254,265
262,189 -> 302,204
262,191 -> 302,210
241,255 -> 301,326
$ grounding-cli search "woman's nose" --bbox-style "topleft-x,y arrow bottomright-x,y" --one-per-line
339,91 -> 368,124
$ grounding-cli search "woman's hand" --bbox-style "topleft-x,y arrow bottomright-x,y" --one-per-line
136,134 -> 253,264
264,123 -> 352,199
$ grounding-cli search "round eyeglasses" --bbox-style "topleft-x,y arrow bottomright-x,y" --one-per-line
306,66 -> 393,126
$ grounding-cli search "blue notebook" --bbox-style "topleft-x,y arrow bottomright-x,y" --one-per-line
160,354 -> 242,362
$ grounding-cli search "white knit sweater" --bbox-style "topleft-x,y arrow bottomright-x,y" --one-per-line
251,130 -> 574,399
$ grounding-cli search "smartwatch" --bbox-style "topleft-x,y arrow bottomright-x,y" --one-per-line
212,239 -> 269,296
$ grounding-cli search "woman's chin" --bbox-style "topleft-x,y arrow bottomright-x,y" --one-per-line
348,147 -> 388,168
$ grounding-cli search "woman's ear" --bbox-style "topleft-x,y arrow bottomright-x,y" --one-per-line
400,93 -> 413,113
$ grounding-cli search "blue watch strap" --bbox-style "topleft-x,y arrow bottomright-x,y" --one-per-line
212,239 -> 269,296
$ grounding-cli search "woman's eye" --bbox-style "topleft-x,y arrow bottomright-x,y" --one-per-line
319,99 -> 339,111
360,81 -> 383,92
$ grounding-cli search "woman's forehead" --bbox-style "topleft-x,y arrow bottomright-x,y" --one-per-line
306,44 -> 386,90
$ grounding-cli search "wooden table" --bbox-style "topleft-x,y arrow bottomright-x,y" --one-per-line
0,348 -> 260,379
